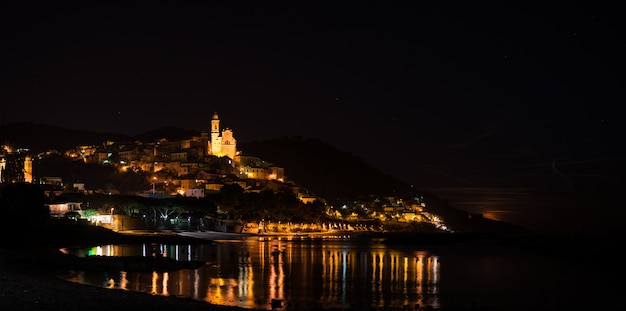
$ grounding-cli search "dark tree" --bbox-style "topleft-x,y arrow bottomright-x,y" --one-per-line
219,183 -> 245,218
0,182 -> 49,238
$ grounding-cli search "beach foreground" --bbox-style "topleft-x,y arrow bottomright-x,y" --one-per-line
0,224 -> 257,311
0,254 -> 253,311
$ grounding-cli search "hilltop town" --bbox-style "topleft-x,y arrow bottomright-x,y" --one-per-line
0,113 -> 460,235
3,113 -> 283,196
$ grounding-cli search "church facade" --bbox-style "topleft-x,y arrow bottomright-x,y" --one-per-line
208,112 -> 237,160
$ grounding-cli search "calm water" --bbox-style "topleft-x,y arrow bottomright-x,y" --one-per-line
57,235 -> 619,310
423,187 -> 624,235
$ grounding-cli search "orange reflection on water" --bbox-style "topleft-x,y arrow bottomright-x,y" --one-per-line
62,240 -> 443,309
151,271 -> 159,294
162,272 -> 169,296
120,271 -> 128,290
204,277 -> 239,305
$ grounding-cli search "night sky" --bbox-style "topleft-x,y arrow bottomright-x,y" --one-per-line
1,2 -> 624,231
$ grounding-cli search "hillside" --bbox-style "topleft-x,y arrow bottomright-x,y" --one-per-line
239,137 -> 415,200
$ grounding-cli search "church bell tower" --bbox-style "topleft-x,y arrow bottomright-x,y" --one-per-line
210,112 -> 222,156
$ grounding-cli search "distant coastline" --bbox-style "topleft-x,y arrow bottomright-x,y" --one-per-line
422,187 -> 624,236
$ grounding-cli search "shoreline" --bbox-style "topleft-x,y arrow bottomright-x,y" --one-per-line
0,225 -> 261,311
3,224 -> 619,311
0,225 -> 362,311
0,226 -> 479,311
0,251 -> 254,311
0,231 -> 492,311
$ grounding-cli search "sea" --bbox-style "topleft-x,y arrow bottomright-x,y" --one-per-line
421,187 -> 624,236
58,234 -> 622,310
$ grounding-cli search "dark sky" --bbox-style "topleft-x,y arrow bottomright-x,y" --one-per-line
1,2 -> 624,200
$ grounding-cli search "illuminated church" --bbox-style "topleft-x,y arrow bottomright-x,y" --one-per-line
208,112 -> 237,159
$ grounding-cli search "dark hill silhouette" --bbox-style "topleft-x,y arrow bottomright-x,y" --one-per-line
239,137 -> 415,200
132,126 -> 201,142
0,122 -> 200,153
0,122 -> 130,153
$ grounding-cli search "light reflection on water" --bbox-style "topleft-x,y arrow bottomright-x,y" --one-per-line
59,236 -> 442,309
57,235 -> 614,310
